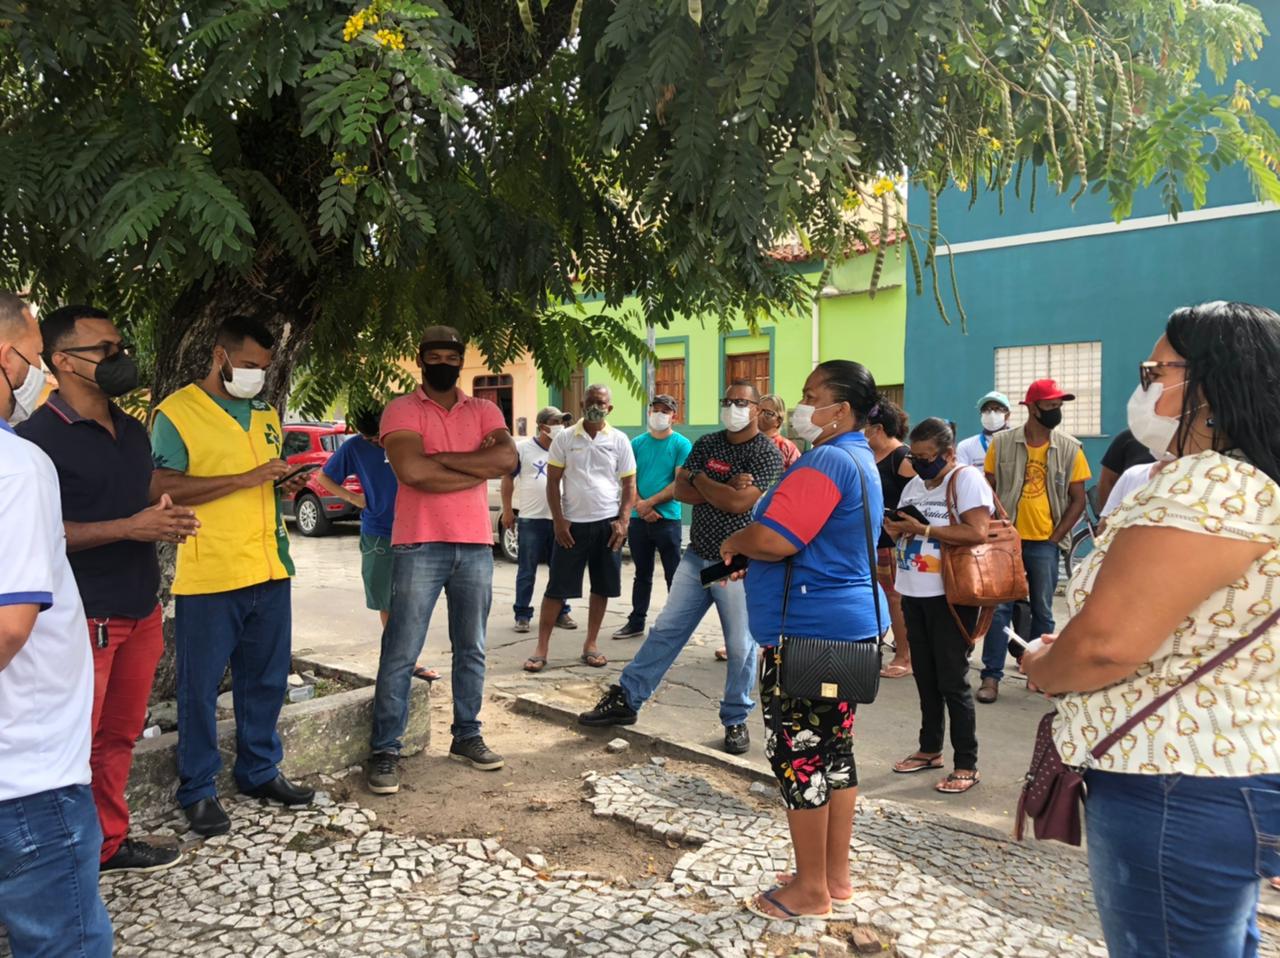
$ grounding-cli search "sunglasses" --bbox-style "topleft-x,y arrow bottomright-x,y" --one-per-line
1139,361 -> 1190,391
719,398 -> 758,409
60,342 -> 134,359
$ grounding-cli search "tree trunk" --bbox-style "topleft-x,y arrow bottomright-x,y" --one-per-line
148,258 -> 321,704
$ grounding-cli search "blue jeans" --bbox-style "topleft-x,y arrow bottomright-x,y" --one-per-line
1086,770 -> 1280,957
984,539 -> 1060,681
624,517 -> 683,631
372,543 -> 493,750
619,549 -> 756,727
512,518 -> 569,621
175,579 -> 292,806
0,785 -> 113,957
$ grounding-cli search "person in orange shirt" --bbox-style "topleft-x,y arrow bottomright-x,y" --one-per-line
980,379 -> 1090,703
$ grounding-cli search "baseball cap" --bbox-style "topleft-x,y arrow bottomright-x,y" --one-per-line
976,390 -> 1011,411
418,325 -> 466,355
536,405 -> 572,426
1021,379 -> 1075,405
651,394 -> 678,413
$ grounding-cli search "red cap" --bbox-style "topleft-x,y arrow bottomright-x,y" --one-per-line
1021,379 -> 1075,405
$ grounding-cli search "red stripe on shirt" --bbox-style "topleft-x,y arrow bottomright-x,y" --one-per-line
762,466 -> 842,546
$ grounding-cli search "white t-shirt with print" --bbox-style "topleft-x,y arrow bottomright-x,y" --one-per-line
893,465 -> 995,598
514,436 -> 556,520
547,422 -> 638,524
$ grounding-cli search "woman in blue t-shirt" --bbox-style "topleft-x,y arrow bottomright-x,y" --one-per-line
721,359 -> 888,922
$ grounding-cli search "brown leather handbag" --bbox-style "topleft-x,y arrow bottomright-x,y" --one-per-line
939,466 -> 1028,645
1015,605 -> 1280,845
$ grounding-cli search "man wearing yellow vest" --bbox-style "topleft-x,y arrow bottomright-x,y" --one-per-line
151,316 -> 315,837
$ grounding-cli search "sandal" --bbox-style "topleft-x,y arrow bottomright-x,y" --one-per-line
935,770 -> 981,794
745,887 -> 832,922
522,656 -> 548,673
774,872 -> 853,906
411,666 -> 440,682
880,664 -> 912,678
715,647 -> 728,661
893,753 -> 943,774
580,651 -> 608,668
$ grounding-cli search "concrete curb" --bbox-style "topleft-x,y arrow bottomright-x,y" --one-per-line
499,689 -> 1039,849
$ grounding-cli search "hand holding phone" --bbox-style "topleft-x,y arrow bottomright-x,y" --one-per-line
1005,624 -> 1045,659
700,553 -> 749,587
886,504 -> 928,525
274,463 -> 319,487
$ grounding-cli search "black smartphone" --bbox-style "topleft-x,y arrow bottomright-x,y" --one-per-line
886,504 -> 928,524
700,553 -> 749,587
274,463 -> 319,487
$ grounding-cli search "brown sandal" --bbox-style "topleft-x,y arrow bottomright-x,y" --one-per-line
522,656 -> 548,673
935,770 -> 980,794
893,753 -> 943,774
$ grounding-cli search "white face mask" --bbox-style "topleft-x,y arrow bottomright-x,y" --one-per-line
981,410 -> 1008,433
648,411 -> 672,432
546,424 -> 564,439
720,404 -> 752,433
4,349 -> 46,426
790,402 -> 838,443
1126,380 -> 1188,459
223,360 -> 266,400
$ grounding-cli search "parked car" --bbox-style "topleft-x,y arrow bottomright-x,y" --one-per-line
280,422 -> 362,537
488,478 -> 519,563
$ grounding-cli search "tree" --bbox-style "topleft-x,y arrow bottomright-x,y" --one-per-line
2,0 -> 1277,411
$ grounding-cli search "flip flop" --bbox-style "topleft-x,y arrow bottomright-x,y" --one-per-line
522,656 -> 548,673
580,652 -> 608,668
774,872 -> 854,906
745,887 -> 833,922
714,647 -> 728,661
935,770 -> 981,794
411,666 -> 440,682
880,664 -> 912,678
893,753 -> 943,774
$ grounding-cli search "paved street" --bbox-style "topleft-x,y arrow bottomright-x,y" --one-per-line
290,525 -> 1059,833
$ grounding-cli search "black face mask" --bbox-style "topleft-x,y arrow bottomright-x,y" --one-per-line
1034,406 -> 1063,430
422,362 -> 461,392
74,352 -> 140,398
913,456 -> 947,481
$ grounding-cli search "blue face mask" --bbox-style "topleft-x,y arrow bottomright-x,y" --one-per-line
912,456 -> 947,480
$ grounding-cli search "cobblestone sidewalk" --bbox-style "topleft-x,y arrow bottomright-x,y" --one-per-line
1,763 -> 1274,957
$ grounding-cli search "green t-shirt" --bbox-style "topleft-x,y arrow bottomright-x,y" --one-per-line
631,430 -> 693,521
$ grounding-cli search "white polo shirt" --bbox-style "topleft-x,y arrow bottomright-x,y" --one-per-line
547,421 -> 637,523
0,421 -> 93,802
514,436 -> 556,521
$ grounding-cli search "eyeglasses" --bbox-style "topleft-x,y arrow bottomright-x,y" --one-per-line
719,398 -> 758,409
1139,361 -> 1190,390
758,409 -> 780,419
60,342 -> 134,360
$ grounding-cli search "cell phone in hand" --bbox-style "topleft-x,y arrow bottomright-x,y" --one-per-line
274,463 -> 319,487
1005,624 -> 1045,659
700,554 -> 749,587
886,504 -> 928,524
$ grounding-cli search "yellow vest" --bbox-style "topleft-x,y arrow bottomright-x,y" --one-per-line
157,384 -> 294,595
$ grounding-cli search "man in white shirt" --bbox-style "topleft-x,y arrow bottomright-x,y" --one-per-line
956,391 -> 1011,468
0,291 -> 113,957
501,406 -> 576,632
525,385 -> 636,672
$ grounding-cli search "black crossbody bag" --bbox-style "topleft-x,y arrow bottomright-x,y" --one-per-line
775,448 -> 884,704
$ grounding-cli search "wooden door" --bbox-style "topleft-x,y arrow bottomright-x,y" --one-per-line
725,351 -> 770,397
655,357 -> 686,422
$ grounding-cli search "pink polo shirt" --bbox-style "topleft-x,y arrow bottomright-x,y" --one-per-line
381,388 -> 508,546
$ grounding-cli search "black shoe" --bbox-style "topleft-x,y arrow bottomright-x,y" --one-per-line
183,797 -> 231,837
100,838 -> 182,875
578,684 -> 638,727
366,751 -> 401,795
611,623 -> 644,640
241,774 -> 315,806
724,724 -> 750,755
449,736 -> 505,771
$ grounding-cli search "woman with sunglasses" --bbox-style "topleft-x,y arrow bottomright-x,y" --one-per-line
758,394 -> 800,468
1022,302 -> 1280,956
884,418 -> 993,794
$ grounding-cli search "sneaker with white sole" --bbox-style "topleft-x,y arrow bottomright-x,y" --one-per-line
556,613 -> 578,630
449,736 -> 505,771
514,619 -> 531,633
100,838 -> 181,874
611,623 -> 644,639
366,751 -> 400,794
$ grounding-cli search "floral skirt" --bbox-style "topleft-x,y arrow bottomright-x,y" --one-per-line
759,646 -> 857,810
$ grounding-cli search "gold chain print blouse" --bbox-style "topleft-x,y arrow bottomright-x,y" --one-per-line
1052,451 -> 1280,776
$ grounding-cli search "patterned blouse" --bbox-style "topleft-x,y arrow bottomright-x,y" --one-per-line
1053,451 -> 1280,776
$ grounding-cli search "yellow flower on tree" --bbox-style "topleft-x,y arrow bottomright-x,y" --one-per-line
374,28 -> 405,51
872,177 -> 897,197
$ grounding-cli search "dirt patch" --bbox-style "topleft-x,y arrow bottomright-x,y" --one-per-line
765,921 -> 896,956
285,824 -> 353,854
329,693 -> 767,882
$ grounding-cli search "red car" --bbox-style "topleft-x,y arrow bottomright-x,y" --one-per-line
280,421 -> 363,536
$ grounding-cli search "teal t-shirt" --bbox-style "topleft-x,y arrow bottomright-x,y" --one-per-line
151,395 -> 258,472
631,431 -> 693,521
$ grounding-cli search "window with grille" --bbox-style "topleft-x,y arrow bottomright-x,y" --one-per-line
994,342 -> 1102,436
